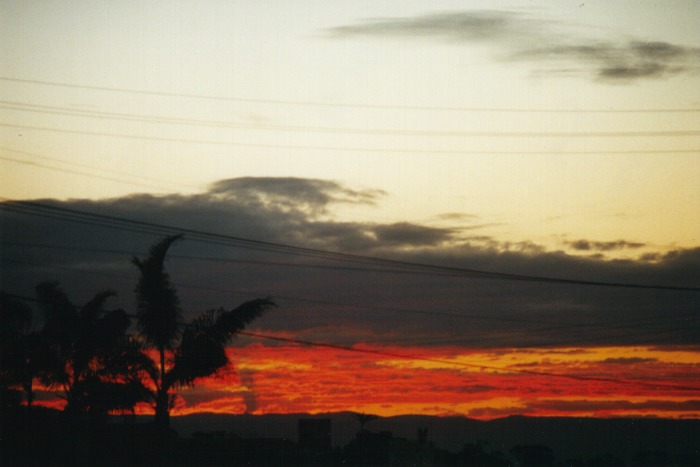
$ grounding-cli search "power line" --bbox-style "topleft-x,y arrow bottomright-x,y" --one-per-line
5,240 -> 698,334
4,100 -> 700,139
2,76 -> 699,113
2,198 -> 699,292
7,256 -> 696,351
6,240 -> 699,358
0,155 -> 176,193
0,240 -> 472,278
3,121 -> 699,142
6,289 -> 699,392
0,256 -> 656,335
0,146 -> 198,192
238,331 -> 700,393
3,144 -> 697,175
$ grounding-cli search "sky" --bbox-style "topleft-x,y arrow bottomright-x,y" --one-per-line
1,1 -> 699,420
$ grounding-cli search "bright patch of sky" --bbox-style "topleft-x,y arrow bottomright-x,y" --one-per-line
1,0 -> 699,257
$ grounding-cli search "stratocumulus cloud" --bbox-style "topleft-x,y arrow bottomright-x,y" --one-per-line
208,177 -> 385,215
566,239 -> 646,252
327,11 -> 700,82
1,177 -> 698,349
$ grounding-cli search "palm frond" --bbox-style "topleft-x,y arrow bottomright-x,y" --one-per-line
0,294 -> 33,337
169,299 -> 275,387
95,309 -> 131,347
214,298 -> 276,339
35,282 -> 79,343
170,326 -> 229,387
132,235 -> 183,350
80,289 -> 117,323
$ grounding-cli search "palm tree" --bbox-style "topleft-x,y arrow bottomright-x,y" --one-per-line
132,235 -> 274,429
35,282 -> 149,419
0,294 -> 38,410
353,412 -> 379,431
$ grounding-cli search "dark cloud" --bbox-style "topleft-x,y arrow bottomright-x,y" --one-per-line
528,398 -> 700,413
1,177 -> 698,349
238,370 -> 257,414
327,11 -> 700,82
567,239 -> 646,252
328,11 -> 525,42
600,357 -> 657,365
525,40 -> 697,82
433,384 -> 498,394
178,388 -> 241,407
371,222 -> 454,246
208,177 -> 384,215
468,398 -> 700,418
435,212 -> 479,221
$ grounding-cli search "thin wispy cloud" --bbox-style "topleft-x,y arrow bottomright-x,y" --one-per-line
327,11 -> 700,82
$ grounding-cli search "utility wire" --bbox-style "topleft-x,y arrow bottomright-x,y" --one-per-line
6,289 -> 700,393
2,199 -> 699,292
7,264 -> 696,349
0,146 -> 198,192
6,256 -> 674,337
5,240 -> 698,334
238,331 -> 700,393
2,76 -> 699,113
3,121 -> 699,141
0,155 -> 176,192
3,100 -> 700,139
4,238 -> 698,348
3,270 -> 675,354
3,145 -> 697,177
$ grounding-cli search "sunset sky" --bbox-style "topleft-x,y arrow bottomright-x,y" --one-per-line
1,1 -> 699,420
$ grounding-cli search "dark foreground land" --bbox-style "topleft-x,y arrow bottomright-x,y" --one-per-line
3,407 -> 700,466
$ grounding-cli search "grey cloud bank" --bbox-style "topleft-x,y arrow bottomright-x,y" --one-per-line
1,177 -> 698,349
327,11 -> 700,82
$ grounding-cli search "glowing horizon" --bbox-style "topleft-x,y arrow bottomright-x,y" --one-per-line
29,341 -> 700,420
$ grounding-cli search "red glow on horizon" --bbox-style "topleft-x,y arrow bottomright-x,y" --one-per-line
29,342 -> 700,420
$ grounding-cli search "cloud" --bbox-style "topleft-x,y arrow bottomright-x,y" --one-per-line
528,398 -> 700,414
1,177 -> 698,349
600,357 -> 657,365
371,222 -> 454,246
238,369 -> 257,414
567,239 -> 646,252
467,398 -> 700,418
328,10 -> 527,42
523,40 -> 699,82
208,177 -> 384,215
435,212 -> 479,222
327,11 -> 700,82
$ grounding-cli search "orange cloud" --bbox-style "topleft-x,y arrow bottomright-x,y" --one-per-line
30,342 -> 700,420
165,342 -> 700,419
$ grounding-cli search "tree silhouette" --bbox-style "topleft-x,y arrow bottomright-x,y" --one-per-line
510,444 -> 555,467
0,294 -> 42,410
353,412 -> 379,431
35,282 -> 149,419
132,235 -> 275,429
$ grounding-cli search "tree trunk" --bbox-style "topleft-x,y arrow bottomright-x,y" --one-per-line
154,388 -> 170,429
23,379 -> 33,409
154,346 -> 170,429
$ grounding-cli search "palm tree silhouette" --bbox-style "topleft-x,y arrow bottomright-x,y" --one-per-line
35,282 -> 148,419
353,412 -> 379,431
0,294 -> 40,410
132,235 -> 274,429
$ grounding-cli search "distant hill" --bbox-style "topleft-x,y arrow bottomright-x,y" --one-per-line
167,412 -> 700,463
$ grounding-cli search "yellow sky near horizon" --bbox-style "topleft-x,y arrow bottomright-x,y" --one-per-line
1,1 -> 699,258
